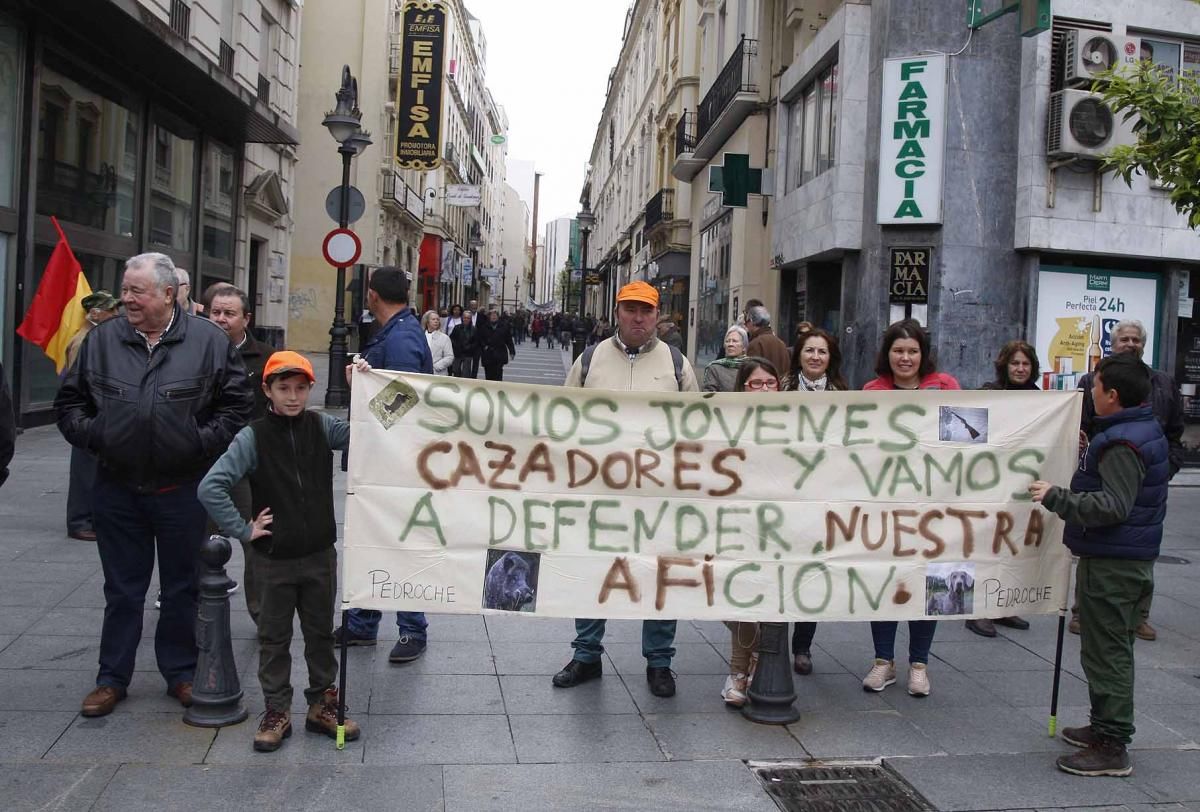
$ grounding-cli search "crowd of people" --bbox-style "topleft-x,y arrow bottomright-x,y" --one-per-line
0,250 -> 1178,777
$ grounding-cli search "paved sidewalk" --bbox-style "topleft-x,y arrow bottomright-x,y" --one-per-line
1,351 -> 1199,810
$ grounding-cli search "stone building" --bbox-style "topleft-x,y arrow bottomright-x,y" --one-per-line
1,0 -> 300,420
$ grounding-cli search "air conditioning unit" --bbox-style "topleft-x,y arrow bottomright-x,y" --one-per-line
1063,30 -> 1120,88
1047,89 -> 1136,159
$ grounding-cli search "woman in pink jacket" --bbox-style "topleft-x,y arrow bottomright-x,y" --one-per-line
861,319 -> 959,698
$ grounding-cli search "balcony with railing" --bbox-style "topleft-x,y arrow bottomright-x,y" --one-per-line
673,36 -> 760,181
643,188 -> 675,234
256,74 -> 271,107
382,170 -> 403,214
169,0 -> 190,40
219,40 -> 234,74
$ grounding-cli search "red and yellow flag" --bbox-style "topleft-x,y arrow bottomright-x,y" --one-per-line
16,217 -> 93,373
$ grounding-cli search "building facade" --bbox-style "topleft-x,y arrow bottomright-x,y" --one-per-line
537,216 -> 576,309
497,180 -> 529,311
1,0 -> 300,420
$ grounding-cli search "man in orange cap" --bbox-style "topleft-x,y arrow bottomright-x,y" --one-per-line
552,280 -> 699,699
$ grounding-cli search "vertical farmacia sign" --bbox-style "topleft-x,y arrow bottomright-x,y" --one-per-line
396,1 -> 446,170
877,54 -> 947,225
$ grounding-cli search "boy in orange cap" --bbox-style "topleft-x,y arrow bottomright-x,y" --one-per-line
199,350 -> 366,751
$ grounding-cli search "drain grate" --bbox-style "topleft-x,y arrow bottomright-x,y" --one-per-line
754,763 -> 935,812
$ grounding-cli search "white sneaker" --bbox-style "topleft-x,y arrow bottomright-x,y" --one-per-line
862,658 -> 896,692
908,662 -> 931,697
721,673 -> 749,707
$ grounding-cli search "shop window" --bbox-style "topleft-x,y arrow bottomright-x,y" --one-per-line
696,212 -> 732,368
35,50 -> 139,237
0,19 -> 20,210
201,139 -> 236,286
148,123 -> 195,252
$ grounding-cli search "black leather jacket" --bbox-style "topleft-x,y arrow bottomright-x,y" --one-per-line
55,306 -> 254,492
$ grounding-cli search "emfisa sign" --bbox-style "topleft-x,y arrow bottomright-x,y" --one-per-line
877,54 -> 947,225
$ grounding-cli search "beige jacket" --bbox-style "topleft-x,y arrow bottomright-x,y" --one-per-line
564,336 -> 700,393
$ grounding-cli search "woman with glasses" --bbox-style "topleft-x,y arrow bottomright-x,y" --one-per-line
782,327 -> 850,675
861,320 -> 960,699
720,356 -> 781,707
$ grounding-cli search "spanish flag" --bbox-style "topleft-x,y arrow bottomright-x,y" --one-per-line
16,217 -> 93,373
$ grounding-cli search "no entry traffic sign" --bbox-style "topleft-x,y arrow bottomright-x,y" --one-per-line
322,228 -> 362,268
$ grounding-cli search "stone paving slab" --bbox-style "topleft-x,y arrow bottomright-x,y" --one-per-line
90,764 -> 445,811
367,672 -> 505,715
499,673 -> 641,714
1,763 -> 119,812
0,710 -> 78,762
363,714 -> 517,765
789,708 -> 945,759
42,712 -> 216,765
645,711 -> 809,760
442,760 -> 778,811
508,712 -> 665,763
885,751 -> 1200,810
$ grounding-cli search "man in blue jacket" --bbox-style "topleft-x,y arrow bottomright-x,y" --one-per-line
334,267 -> 434,663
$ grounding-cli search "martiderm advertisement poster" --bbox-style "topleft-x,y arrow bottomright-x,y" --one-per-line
1035,266 -> 1162,391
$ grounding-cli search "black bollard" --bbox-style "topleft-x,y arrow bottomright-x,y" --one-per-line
183,535 -> 249,728
742,622 -> 801,725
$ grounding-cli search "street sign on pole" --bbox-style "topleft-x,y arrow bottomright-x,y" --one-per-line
325,186 -> 366,224
322,228 -> 362,268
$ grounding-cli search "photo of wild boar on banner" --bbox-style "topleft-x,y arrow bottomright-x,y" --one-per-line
341,372 -> 1080,623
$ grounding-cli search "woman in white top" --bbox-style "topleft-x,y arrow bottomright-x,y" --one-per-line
422,310 -> 455,374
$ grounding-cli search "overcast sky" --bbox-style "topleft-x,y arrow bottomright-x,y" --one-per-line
466,0 -> 631,223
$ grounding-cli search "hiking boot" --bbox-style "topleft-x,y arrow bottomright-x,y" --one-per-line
1061,724 -> 1102,749
1055,736 -> 1132,777
966,619 -> 997,637
253,708 -> 292,752
1069,613 -> 1081,635
81,685 -> 126,717
388,634 -> 426,663
995,616 -> 1030,630
333,625 -> 377,648
793,652 -> 813,676
721,673 -> 749,707
647,666 -> 677,698
305,688 -> 360,741
907,663 -> 931,697
1136,621 -> 1157,642
862,659 -> 896,692
166,681 -> 193,708
552,659 -> 602,688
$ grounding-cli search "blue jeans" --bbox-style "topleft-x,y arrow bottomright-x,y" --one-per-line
870,620 -> 937,664
67,446 -> 98,533
92,473 -> 206,689
571,619 -> 677,668
345,608 -> 427,642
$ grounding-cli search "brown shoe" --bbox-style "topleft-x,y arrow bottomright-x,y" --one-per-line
68,529 -> 97,541
1056,736 -> 1132,777
965,619 -> 997,638
253,708 -> 292,752
1068,614 -> 1081,635
1061,724 -> 1102,749
305,688 -> 360,741
81,685 -> 126,717
1136,621 -> 1157,641
792,652 -> 813,675
167,681 -> 193,708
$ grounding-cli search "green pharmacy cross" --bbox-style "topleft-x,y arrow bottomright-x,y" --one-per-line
708,153 -> 763,208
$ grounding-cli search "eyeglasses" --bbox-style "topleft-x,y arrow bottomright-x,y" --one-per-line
744,379 -> 779,391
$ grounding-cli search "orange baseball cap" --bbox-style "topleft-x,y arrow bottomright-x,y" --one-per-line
616,281 -> 659,307
263,350 -> 315,383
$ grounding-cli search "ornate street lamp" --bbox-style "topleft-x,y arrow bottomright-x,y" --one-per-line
322,66 -> 372,409
573,204 -> 596,360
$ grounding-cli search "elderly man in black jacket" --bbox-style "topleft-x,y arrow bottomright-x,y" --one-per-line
56,252 -> 253,718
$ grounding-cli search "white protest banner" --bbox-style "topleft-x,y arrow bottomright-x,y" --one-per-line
342,373 -> 1080,622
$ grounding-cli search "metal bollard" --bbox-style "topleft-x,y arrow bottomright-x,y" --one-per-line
742,622 -> 801,725
183,535 -> 249,728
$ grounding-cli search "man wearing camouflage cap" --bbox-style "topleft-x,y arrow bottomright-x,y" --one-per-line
63,290 -> 122,541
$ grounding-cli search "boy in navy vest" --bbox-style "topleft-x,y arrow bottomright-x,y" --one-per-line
199,351 -> 363,752
1031,353 -> 1168,777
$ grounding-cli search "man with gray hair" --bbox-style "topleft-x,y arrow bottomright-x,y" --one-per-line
744,304 -> 791,377
175,267 -> 204,315
55,252 -> 253,718
1072,317 -> 1183,642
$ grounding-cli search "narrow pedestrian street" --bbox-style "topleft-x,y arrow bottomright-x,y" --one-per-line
2,354 -> 1200,810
